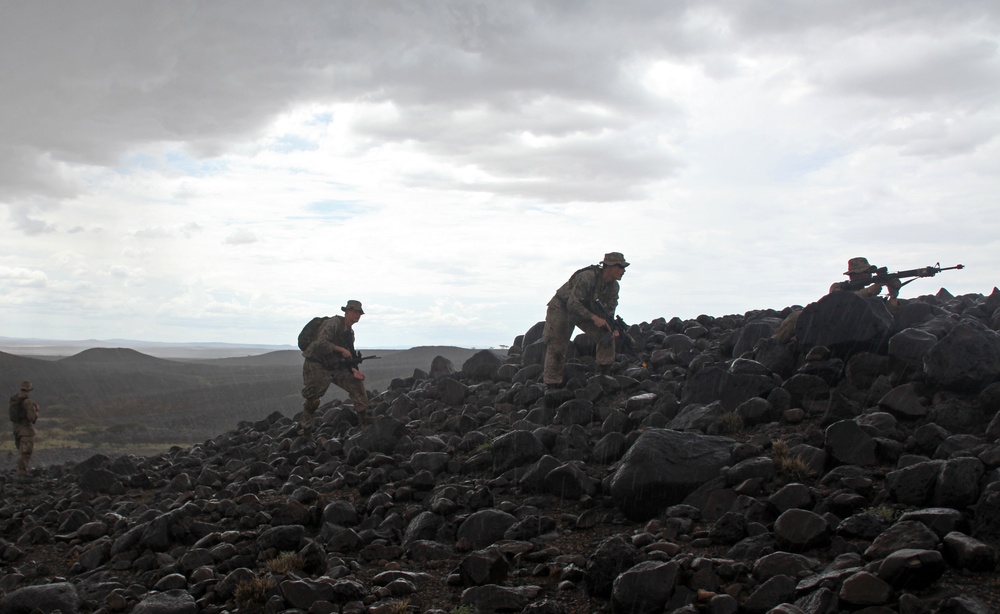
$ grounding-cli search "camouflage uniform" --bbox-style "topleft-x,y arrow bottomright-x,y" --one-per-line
300,313 -> 369,431
543,259 -> 623,386
10,381 -> 39,474
773,257 -> 897,343
829,256 -> 899,300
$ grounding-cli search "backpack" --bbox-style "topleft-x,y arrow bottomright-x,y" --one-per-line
8,394 -> 26,423
569,264 -> 604,301
297,316 -> 330,351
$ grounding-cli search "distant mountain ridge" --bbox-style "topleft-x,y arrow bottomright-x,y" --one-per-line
0,344 -> 494,451
0,336 -> 298,359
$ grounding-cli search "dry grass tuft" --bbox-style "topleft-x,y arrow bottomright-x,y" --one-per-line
234,576 -> 276,612
716,412 -> 744,434
265,551 -> 305,575
770,439 -> 815,481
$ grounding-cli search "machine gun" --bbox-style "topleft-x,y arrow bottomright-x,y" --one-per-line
841,262 -> 964,292
593,300 -> 646,366
344,351 -> 381,370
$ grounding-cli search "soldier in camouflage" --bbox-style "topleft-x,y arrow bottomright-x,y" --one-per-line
830,256 -> 901,306
543,252 -> 629,387
772,256 -> 901,343
300,300 -> 369,433
9,380 -> 39,474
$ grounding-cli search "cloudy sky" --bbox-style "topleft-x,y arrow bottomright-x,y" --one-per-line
1,1 -> 997,350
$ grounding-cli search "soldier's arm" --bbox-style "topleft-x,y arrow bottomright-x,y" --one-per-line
312,320 -> 351,360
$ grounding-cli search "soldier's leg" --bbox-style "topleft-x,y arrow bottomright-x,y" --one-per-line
772,311 -> 801,344
16,434 -> 33,474
301,360 -> 332,432
579,320 -> 616,368
301,398 -> 321,433
542,306 -> 572,386
331,370 -> 369,415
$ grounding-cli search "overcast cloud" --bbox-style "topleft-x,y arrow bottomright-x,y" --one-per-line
1,1 -> 998,349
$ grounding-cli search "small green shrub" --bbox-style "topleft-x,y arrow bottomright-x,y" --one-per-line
864,505 -> 903,524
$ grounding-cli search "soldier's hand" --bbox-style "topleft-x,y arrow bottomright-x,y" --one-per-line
338,347 -> 353,359
353,369 -> 366,381
592,315 -> 609,330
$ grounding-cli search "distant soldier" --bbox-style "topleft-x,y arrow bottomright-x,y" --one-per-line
9,380 -> 39,474
830,257 -> 901,307
772,256 -> 901,343
543,252 -> 629,387
300,300 -> 369,434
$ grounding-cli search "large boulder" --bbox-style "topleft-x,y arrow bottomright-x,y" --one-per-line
795,292 -> 894,357
462,349 -> 503,380
0,582 -> 81,614
609,429 -> 734,520
923,323 -> 1000,392
679,362 -> 777,412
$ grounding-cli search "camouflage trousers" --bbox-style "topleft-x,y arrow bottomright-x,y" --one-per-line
542,305 -> 616,385
301,360 -> 369,430
13,425 -> 34,474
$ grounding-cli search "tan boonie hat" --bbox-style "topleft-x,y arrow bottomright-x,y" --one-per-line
601,252 -> 630,268
844,257 -> 875,275
341,300 -> 365,314
20,380 -> 33,392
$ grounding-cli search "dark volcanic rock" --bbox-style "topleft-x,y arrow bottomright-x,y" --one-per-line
795,292 -> 894,356
2,288 -> 999,614
609,429 -> 734,520
923,323 -> 1000,391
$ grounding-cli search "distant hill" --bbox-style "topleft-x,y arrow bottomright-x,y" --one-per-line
0,344 -> 505,454
58,347 -> 183,367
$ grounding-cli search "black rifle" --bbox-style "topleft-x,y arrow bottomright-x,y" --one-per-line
344,351 -> 381,370
593,300 -> 645,365
841,262 -> 964,292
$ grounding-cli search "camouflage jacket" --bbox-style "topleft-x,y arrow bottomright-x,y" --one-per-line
829,281 -> 884,298
10,392 -> 38,425
301,315 -> 357,370
547,266 -> 620,325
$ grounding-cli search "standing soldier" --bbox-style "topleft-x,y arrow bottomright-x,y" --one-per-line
300,300 -> 370,434
543,252 -> 629,387
9,380 -> 39,475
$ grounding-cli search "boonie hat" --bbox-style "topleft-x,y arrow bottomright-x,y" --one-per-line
20,380 -> 33,392
601,252 -> 630,268
341,300 -> 365,314
844,257 -> 875,275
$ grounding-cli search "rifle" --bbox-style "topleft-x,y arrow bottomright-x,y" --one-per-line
841,262 -> 964,292
593,300 -> 645,366
344,351 -> 381,370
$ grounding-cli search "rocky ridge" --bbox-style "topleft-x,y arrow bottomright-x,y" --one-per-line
2,288 -> 1000,613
